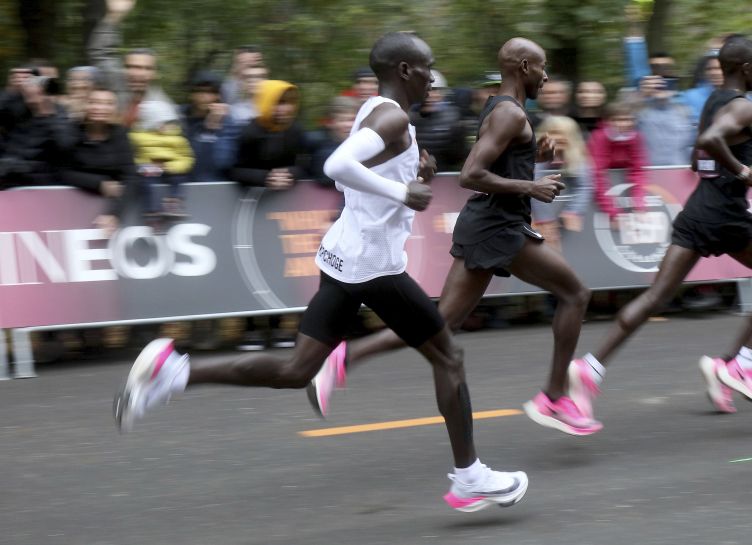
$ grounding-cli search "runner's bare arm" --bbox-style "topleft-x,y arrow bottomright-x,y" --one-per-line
459,102 -> 563,202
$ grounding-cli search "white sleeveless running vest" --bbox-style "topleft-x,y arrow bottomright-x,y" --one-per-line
315,96 -> 419,283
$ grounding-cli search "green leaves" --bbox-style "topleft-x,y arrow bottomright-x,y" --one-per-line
3,0 -> 752,126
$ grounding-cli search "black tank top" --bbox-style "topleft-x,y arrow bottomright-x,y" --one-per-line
453,96 -> 537,245
683,89 -> 752,222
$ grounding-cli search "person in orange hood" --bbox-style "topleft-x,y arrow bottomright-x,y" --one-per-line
220,79 -> 308,189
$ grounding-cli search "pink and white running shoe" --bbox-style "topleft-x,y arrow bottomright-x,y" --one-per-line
567,358 -> 601,418
444,466 -> 528,512
113,338 -> 188,432
698,356 -> 736,413
306,341 -> 347,417
717,357 -> 752,401
523,392 -> 603,436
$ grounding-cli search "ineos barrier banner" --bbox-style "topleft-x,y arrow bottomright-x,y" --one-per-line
0,170 -> 749,329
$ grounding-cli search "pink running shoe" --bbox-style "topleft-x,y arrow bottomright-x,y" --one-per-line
113,338 -> 189,432
523,392 -> 603,436
444,467 -> 528,512
717,358 -> 752,401
306,341 -> 347,417
698,356 -> 736,413
567,358 -> 601,418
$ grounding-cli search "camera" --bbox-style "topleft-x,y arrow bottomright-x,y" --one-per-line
662,77 -> 679,92
34,75 -> 62,96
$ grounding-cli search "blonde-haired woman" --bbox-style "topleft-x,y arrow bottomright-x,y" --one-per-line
532,115 -> 593,252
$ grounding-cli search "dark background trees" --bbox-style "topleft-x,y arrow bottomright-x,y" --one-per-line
2,0 -> 750,123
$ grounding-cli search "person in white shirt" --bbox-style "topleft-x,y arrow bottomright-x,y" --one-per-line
113,31 -> 528,513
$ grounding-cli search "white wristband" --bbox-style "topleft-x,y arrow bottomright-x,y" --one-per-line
736,165 -> 751,182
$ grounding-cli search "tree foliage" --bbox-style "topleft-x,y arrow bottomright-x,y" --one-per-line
1,0 -> 751,125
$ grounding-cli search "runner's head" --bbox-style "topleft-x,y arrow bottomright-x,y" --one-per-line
498,38 -> 547,100
718,35 -> 752,91
369,32 -> 435,105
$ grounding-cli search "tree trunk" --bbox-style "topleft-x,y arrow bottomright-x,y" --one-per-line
18,0 -> 57,60
646,0 -> 673,56
550,44 -> 579,82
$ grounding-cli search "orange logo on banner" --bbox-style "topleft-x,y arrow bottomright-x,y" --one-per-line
266,210 -> 339,277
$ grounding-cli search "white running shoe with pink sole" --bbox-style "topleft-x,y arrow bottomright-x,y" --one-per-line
444,466 -> 528,512
306,341 -> 347,417
113,338 -> 188,432
567,358 -> 601,419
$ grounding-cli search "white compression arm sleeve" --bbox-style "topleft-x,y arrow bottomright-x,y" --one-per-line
323,127 -> 409,203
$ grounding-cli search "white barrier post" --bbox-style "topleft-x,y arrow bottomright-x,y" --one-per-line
0,330 -> 9,380
12,329 -> 37,378
737,278 -> 752,314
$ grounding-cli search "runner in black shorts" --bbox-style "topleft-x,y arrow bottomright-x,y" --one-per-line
113,32 -> 529,513
310,38 -> 601,436
562,35 -> 752,423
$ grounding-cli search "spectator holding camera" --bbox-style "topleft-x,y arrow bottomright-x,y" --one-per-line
61,86 -> 137,236
0,74 -> 73,188
587,101 -> 647,219
636,75 -> 694,166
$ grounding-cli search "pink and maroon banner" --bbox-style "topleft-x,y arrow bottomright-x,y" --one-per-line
0,169 -> 749,329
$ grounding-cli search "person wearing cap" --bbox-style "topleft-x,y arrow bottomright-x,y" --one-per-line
348,67 -> 379,105
454,71 -> 502,147
180,71 -> 229,183
409,69 -> 466,171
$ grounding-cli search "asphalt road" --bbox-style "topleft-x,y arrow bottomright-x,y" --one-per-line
2,312 -> 751,545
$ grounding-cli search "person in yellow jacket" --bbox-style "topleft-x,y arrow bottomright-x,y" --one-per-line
130,100 -> 195,222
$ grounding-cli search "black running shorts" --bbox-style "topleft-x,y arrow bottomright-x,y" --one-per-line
299,271 -> 445,348
450,223 -> 544,277
671,211 -> 752,257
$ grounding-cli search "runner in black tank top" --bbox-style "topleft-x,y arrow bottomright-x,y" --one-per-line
452,95 -> 539,248
672,88 -> 752,256
564,36 -> 752,423
331,38 -> 602,437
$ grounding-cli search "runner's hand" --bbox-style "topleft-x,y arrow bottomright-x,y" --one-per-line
106,0 -> 136,23
418,149 -> 437,183
530,174 -> 564,203
536,133 -> 555,162
405,177 -> 432,211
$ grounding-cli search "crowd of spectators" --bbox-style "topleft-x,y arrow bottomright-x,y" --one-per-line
0,1 -> 744,349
